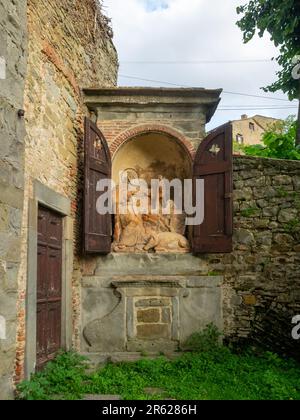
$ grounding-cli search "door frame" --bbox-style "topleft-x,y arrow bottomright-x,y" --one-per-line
25,181 -> 73,379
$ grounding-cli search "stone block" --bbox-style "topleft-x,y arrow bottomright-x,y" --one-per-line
161,308 -> 171,323
235,229 -> 255,246
126,287 -> 181,298
242,295 -> 257,306
5,263 -> 19,292
0,350 -> 15,376
293,176 -> 300,190
234,188 -> 253,201
82,288 -> 126,352
257,199 -> 268,209
253,186 -> 277,199
109,352 -> 150,363
136,324 -> 170,340
244,176 -> 266,187
230,295 -> 243,306
253,219 -> 270,229
127,339 -> 178,353
273,233 -> 294,250
278,208 -> 298,223
273,175 -> 292,185
179,286 -> 222,343
135,298 -> 169,307
95,253 -> 209,276
0,206 -> 9,232
187,276 -> 223,288
255,232 -> 272,246
0,291 -> 17,321
0,233 -> 21,262
263,207 -> 279,218
0,375 -> 14,400
137,309 -> 160,323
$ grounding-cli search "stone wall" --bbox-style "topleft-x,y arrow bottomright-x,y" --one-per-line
80,156 -> 300,359
0,0 -> 27,399
14,0 -> 118,383
224,156 -> 300,359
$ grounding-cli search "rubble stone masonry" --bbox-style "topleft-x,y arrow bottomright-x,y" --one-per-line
221,156 -> 300,359
14,0 -> 118,385
0,0 -> 27,399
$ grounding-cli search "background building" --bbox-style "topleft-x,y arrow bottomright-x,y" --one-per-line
231,114 -> 280,146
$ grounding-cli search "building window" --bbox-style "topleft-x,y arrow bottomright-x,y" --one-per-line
249,122 -> 255,131
236,134 -> 244,144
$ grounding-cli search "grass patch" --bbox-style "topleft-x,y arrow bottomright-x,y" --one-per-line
17,347 -> 300,401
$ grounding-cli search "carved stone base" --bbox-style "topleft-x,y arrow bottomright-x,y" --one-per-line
81,254 -> 223,354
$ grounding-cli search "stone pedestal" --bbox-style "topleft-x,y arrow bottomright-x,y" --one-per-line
81,254 -> 223,354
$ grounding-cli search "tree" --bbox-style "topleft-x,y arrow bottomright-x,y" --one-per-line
236,0 -> 300,145
242,116 -> 300,160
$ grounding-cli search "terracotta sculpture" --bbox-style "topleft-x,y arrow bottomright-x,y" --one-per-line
112,171 -> 190,254
143,232 -> 190,253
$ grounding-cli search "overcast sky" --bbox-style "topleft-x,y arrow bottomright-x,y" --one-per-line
104,0 -> 298,130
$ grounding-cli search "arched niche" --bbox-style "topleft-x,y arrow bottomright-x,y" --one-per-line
111,132 -> 193,254
112,132 -> 192,185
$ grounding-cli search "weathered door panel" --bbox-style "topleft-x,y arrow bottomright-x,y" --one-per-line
36,207 -> 62,370
193,124 -> 233,253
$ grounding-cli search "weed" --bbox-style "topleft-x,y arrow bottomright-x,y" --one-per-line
284,219 -> 300,234
240,207 -> 259,218
17,341 -> 300,401
182,324 -> 222,353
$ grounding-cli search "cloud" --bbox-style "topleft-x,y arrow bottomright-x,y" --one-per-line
104,0 -> 297,130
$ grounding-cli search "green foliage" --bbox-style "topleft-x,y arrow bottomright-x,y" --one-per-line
208,271 -> 221,277
17,346 -> 300,401
233,141 -> 246,155
17,351 -> 89,400
243,117 -> 300,160
240,207 -> 259,218
276,187 -> 289,198
284,219 -> 300,234
183,324 -> 222,353
236,0 -> 300,100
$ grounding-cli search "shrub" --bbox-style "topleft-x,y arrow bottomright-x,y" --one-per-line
16,351 -> 88,400
182,323 -> 222,353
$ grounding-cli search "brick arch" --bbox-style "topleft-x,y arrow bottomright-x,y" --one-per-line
110,124 -> 196,161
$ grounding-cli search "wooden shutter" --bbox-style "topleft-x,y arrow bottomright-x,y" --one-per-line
193,123 -> 233,253
84,117 -> 112,254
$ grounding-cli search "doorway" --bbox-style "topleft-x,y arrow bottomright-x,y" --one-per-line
36,206 -> 63,370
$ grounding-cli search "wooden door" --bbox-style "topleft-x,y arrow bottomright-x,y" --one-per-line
84,118 -> 112,254
36,206 -> 63,370
193,123 -> 233,253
